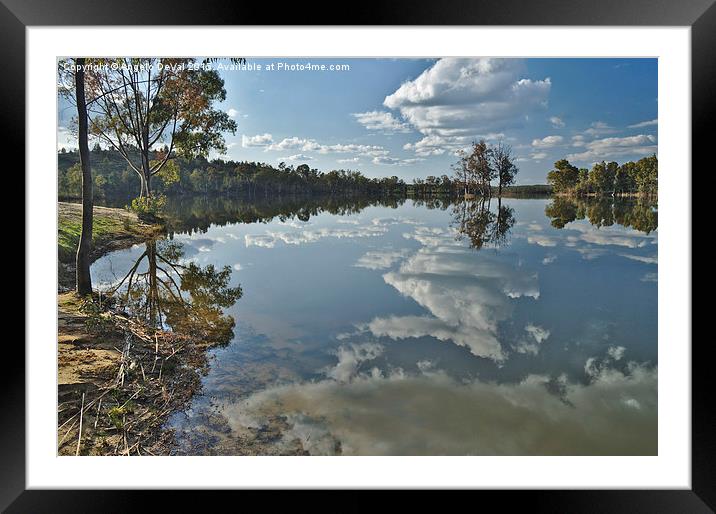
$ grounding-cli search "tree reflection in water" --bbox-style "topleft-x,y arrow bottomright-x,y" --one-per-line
107,239 -> 242,344
452,197 -> 516,250
544,197 -> 658,233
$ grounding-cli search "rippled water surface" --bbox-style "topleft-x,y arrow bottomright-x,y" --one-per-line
92,196 -> 658,455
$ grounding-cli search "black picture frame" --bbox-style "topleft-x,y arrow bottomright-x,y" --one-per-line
7,0 -> 709,510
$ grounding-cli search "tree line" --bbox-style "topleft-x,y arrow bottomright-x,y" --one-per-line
59,145 -> 545,200
58,146 -> 413,199
546,155 -> 657,197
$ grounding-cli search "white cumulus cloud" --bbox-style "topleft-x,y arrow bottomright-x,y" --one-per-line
279,154 -> 313,162
242,133 -> 274,147
566,134 -> 657,163
385,58 -> 551,155
532,135 -> 564,148
352,111 -> 411,133
628,119 -> 657,128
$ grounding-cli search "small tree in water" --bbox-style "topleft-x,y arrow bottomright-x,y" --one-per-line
492,142 -> 519,197
452,139 -> 495,197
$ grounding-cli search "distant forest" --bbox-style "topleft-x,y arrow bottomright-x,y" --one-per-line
57,146 -> 550,200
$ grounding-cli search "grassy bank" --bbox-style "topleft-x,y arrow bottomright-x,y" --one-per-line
58,202 -> 164,289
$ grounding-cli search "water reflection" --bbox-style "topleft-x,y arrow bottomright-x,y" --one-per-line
159,194 -> 413,235
545,196 -> 657,233
452,197 -> 516,250
91,194 -> 657,455
370,245 -> 539,361
103,239 -> 242,343
215,359 -> 656,456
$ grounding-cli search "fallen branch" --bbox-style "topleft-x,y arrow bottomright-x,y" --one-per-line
75,392 -> 85,456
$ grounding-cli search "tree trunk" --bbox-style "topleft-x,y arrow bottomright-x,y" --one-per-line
147,242 -> 159,327
144,171 -> 152,197
75,58 -> 93,296
142,130 -> 152,197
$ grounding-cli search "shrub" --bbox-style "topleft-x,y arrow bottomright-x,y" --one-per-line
128,194 -> 166,221
79,296 -> 109,333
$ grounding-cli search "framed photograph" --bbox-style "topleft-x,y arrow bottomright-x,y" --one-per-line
10,0 -> 709,509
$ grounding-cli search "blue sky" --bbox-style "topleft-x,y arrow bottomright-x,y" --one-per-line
58,58 -> 657,184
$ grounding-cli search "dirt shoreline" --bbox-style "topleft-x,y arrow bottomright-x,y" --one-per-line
57,203 -> 218,455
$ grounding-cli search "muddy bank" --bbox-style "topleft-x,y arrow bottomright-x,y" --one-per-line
57,291 -> 226,455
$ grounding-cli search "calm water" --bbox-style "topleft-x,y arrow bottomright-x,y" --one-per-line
91,195 -> 658,455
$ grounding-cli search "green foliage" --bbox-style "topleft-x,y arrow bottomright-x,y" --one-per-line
79,296 -> 109,332
614,162 -> 637,193
575,168 -> 590,194
77,58 -> 237,197
546,159 -> 580,193
633,154 -> 658,195
493,142 -> 519,191
589,161 -> 618,194
58,148 -> 415,199
452,139 -> 497,196
496,184 -> 553,196
107,405 -> 132,429
128,194 -> 167,219
57,141 -> 521,200
546,155 -> 657,197
152,158 -> 180,186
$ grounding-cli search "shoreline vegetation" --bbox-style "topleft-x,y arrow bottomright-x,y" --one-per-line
57,289 -> 224,455
56,147 -> 656,456
56,143 -> 657,457
546,156 -> 657,198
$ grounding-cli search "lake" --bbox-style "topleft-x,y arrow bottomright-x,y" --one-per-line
91,195 -> 658,455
